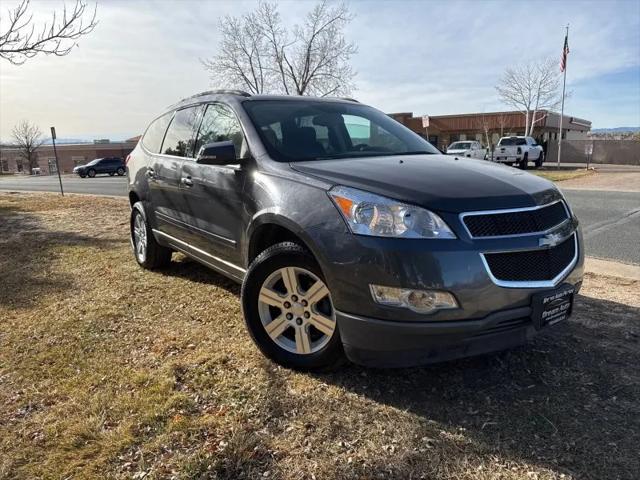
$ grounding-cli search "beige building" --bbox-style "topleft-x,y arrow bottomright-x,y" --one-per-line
389,110 -> 591,152
0,138 -> 138,175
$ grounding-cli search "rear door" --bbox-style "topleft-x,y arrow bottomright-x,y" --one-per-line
179,102 -> 249,266
148,106 -> 203,240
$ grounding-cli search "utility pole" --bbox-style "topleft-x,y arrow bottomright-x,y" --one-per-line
50,127 -> 64,196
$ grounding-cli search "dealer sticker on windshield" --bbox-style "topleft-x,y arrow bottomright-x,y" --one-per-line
531,285 -> 575,330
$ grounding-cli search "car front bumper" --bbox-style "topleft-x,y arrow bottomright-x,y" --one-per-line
337,291 -> 579,367
305,218 -> 584,367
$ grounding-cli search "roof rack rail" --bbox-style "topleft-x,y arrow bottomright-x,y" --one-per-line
340,97 -> 359,103
180,89 -> 252,102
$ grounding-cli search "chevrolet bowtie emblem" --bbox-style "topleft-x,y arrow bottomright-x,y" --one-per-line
539,232 -> 564,248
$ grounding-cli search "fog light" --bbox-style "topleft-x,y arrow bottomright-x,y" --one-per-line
369,285 -> 458,314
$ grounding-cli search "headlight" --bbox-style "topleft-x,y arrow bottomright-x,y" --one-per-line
328,186 -> 456,239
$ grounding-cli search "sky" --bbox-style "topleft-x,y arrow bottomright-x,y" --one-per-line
0,0 -> 639,141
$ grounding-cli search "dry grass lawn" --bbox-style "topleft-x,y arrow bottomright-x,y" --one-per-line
530,169 -> 595,183
0,192 -> 638,480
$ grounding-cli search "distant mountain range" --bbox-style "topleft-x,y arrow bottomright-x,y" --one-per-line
591,127 -> 640,134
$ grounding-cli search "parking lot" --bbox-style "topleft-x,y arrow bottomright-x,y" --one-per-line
0,192 -> 639,479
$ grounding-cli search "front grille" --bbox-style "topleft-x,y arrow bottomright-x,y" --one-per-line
463,201 -> 569,237
484,234 -> 576,282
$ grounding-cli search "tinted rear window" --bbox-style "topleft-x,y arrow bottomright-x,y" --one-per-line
499,138 -> 526,146
161,106 -> 203,157
142,113 -> 172,153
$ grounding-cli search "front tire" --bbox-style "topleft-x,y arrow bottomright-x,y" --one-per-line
109,172 -> 115,176
130,202 -> 172,269
241,242 -> 344,370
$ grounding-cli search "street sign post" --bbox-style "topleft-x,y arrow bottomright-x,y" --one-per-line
50,127 -> 64,196
584,142 -> 594,169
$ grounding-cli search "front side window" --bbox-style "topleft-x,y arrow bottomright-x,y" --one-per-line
142,112 -> 172,153
243,100 -> 438,162
449,142 -> 472,150
194,104 -> 246,159
162,106 -> 203,157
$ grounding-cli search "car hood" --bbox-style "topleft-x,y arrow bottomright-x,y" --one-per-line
290,154 -> 560,213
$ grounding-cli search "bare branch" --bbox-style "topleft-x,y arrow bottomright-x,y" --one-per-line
0,0 -> 98,65
202,0 -> 357,97
496,58 -> 565,136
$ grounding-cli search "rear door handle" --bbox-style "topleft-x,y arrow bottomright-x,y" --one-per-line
181,176 -> 193,187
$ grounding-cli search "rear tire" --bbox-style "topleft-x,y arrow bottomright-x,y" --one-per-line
116,167 -> 125,176
519,153 -> 528,169
87,169 -> 96,178
130,202 -> 172,269
241,242 -> 344,371
535,151 -> 545,168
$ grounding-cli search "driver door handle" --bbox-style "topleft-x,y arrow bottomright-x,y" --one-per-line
181,175 -> 193,187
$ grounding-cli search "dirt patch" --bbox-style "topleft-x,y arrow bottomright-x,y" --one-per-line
1,192 -> 639,480
558,171 -> 640,192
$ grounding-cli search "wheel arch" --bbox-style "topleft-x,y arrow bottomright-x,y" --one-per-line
245,213 -> 325,270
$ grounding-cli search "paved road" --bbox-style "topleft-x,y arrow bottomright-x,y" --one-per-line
1,174 -> 638,264
0,174 -> 128,197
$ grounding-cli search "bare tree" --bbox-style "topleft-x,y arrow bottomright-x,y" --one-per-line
496,112 -> 510,138
203,0 -> 357,97
12,120 -> 44,174
0,0 -> 97,65
496,58 -> 564,137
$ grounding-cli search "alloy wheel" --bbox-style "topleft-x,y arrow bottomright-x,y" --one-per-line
257,267 -> 336,355
133,213 -> 147,263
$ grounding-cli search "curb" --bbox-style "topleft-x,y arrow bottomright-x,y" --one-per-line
585,257 -> 640,281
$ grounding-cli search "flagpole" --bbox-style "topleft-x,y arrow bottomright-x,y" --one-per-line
557,24 -> 569,168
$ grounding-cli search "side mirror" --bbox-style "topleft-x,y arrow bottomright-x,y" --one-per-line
196,141 -> 236,165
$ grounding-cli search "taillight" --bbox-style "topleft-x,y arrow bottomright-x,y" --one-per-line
125,154 -> 131,165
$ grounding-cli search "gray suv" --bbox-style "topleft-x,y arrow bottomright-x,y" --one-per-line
127,90 -> 584,370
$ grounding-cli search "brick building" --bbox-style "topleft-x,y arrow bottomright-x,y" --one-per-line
0,138 -> 138,175
389,110 -> 591,152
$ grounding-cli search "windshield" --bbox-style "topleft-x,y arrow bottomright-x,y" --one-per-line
87,159 -> 101,165
449,142 -> 472,150
499,138 -> 526,146
243,100 -> 439,162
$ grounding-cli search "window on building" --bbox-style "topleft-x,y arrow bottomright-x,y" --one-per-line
194,104 -> 247,158
162,106 -> 204,157
0,159 -> 8,172
16,160 -> 24,172
142,112 -> 173,154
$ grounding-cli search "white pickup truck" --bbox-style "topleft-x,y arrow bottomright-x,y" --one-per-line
446,141 -> 487,160
493,136 -> 545,169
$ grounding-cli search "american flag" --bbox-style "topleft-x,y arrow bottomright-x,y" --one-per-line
560,33 -> 570,72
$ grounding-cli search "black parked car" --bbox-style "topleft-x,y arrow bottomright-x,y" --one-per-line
74,157 -> 125,178
126,90 -> 584,370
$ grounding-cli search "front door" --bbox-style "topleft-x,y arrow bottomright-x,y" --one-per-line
179,102 -> 249,266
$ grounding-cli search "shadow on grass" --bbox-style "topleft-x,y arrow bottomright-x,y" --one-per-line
312,294 -> 640,479
0,204 -> 118,309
